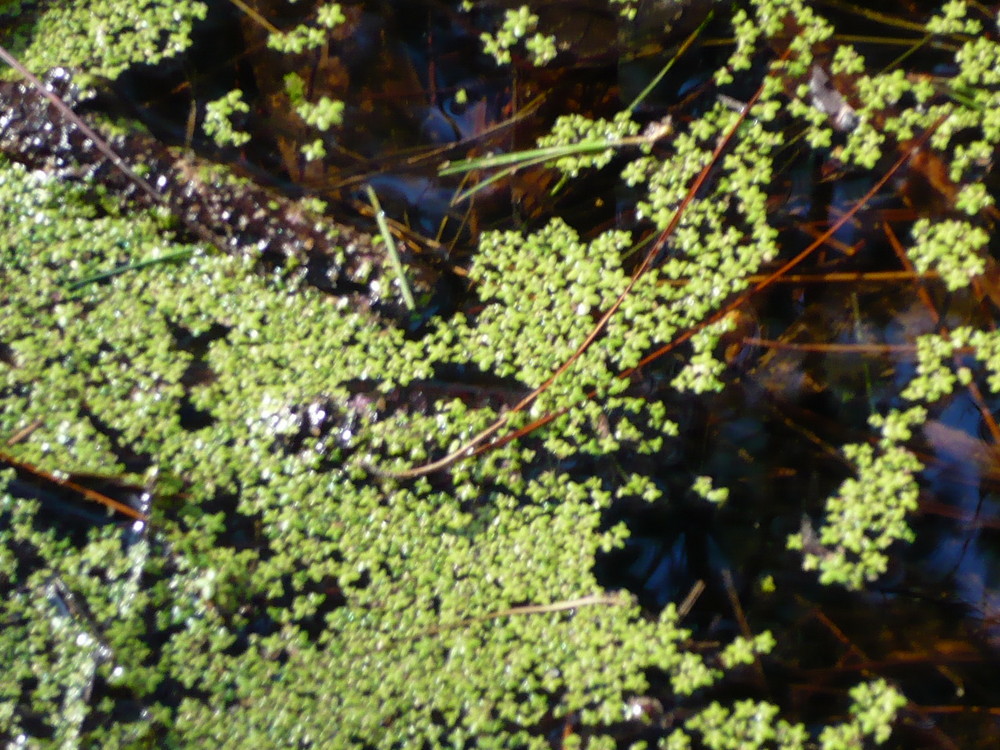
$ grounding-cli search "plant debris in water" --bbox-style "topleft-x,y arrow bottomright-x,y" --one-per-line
1,0 -> 999,747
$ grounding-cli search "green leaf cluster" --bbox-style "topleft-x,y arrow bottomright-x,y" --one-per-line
203,89 -> 252,148
0,147 -> 722,748
479,5 -> 556,66
787,408 -> 926,589
0,0 -> 206,84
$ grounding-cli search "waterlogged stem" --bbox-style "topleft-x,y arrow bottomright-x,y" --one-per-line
375,592 -> 633,650
365,184 -> 416,312
374,53 -> 784,480
376,60 -> 949,481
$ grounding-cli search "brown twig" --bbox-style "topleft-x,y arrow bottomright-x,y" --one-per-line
376,51 -> 789,479
373,591 -> 632,651
0,450 -> 147,521
474,113 -> 950,460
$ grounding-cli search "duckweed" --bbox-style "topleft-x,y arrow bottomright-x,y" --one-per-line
3,0 -> 996,746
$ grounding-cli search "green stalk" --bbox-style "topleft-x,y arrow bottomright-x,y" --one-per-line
365,184 -> 416,312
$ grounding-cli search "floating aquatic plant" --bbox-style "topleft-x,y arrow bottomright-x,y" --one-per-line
1,0 -> 997,746
203,89 -> 252,148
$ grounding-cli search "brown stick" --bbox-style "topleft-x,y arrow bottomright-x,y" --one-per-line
480,113 -> 949,459
376,51 -> 790,479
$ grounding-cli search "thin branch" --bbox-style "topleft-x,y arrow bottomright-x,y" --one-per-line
483,114 -> 950,455
374,591 -> 633,651
0,451 -> 147,521
0,45 -> 254,255
374,52 -> 786,480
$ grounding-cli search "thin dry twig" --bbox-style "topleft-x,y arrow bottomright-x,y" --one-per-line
0,450 -> 148,521
374,53 -> 786,480
373,591 -> 633,651
471,112 -> 949,463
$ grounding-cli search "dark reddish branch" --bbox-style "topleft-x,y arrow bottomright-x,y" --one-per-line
481,114 -> 949,460
0,450 -> 147,521
381,48 -> 790,479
